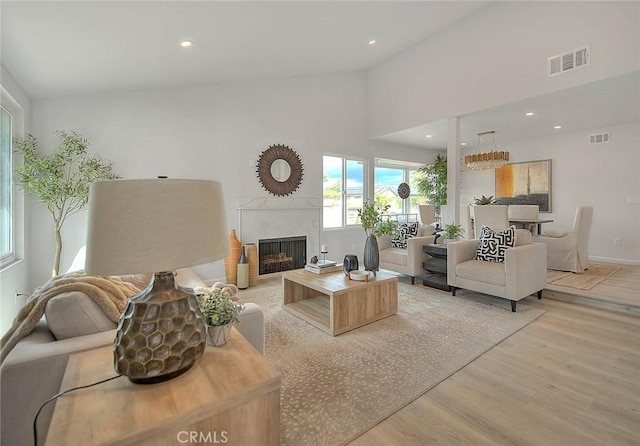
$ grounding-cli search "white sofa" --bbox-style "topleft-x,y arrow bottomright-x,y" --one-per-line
0,268 -> 264,446
447,229 -> 547,312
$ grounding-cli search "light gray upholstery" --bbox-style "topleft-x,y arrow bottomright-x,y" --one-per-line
532,206 -> 593,273
378,223 -> 436,284
1,265 -> 264,446
418,204 -> 436,224
447,229 -> 546,312
508,205 -> 540,234
472,205 -> 509,238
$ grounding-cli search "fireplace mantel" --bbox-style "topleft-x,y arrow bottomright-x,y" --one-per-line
237,197 -> 321,210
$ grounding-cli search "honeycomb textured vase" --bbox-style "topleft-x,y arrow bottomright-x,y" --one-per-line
113,272 -> 206,384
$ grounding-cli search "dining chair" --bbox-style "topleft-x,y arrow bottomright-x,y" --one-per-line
472,205 -> 509,237
532,206 -> 593,273
508,205 -> 539,233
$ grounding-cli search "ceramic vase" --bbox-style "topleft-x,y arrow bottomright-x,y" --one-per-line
237,246 -> 249,290
205,324 -> 232,347
245,243 -> 258,287
224,230 -> 242,285
363,234 -> 379,276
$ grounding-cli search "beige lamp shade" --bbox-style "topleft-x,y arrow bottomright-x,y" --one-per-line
86,178 -> 229,276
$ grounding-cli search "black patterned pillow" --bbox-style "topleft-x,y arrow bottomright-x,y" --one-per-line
475,225 -> 516,263
390,222 -> 419,249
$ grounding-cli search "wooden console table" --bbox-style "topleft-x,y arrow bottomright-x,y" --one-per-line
46,328 -> 280,446
422,243 -> 450,291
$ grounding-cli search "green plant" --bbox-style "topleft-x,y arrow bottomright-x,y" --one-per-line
356,201 -> 397,237
13,131 -> 120,276
474,195 -> 496,205
198,291 -> 245,326
416,154 -> 447,212
443,223 -> 464,239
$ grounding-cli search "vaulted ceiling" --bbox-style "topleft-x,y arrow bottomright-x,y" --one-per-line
1,1 -> 490,99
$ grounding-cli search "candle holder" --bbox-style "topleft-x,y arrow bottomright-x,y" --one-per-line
320,244 -> 328,263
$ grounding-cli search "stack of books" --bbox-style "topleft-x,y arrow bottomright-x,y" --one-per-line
304,260 -> 342,274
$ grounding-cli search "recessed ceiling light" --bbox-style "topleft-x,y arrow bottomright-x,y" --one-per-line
461,142 -> 467,146
180,40 -> 193,48
425,134 -> 432,138
525,112 -> 535,116
369,40 -> 376,45
554,125 -> 562,129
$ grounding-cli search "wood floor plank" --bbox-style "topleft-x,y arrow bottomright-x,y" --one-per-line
348,263 -> 640,446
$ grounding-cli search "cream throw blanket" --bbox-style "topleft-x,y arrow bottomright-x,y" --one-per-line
0,271 -> 141,364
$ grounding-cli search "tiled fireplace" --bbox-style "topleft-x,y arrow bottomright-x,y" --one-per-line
237,197 -> 321,274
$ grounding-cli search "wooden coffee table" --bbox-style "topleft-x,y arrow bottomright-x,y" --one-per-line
282,269 -> 398,336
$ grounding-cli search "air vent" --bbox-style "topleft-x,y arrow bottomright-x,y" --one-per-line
548,45 -> 590,76
589,132 -> 610,144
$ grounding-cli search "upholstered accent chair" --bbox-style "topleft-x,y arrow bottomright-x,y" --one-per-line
378,221 -> 436,284
532,206 -> 593,273
472,205 -> 509,238
447,228 -> 547,312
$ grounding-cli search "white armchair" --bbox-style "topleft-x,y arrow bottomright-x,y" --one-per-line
378,223 -> 436,284
447,229 -> 547,312
532,206 -> 593,273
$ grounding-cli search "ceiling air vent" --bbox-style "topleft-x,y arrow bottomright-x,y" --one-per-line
548,45 -> 590,76
589,132 -> 610,144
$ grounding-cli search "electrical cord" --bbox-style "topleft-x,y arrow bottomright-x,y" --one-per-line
33,374 -> 122,446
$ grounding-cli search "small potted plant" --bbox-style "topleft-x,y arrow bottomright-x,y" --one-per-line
356,202 -> 398,274
473,195 -> 497,205
443,223 -> 464,243
197,283 -> 244,346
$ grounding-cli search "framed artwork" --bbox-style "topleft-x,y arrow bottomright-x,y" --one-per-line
495,159 -> 552,212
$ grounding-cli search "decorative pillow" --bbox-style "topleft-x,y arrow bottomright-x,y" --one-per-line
475,225 -> 516,263
390,222 -> 419,249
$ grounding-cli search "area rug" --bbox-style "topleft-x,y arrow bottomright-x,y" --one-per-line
547,264 -> 620,290
240,281 -> 544,446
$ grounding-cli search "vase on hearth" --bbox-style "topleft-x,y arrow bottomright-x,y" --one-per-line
237,246 -> 249,290
245,243 -> 258,287
363,234 -> 379,276
224,230 -> 242,285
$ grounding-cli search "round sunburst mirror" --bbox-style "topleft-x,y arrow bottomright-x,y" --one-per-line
256,144 -> 304,196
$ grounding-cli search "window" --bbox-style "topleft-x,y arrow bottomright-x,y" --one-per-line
374,159 -> 426,216
0,106 -> 13,266
323,155 -> 364,228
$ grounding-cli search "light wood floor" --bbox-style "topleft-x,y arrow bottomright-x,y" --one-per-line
545,264 -> 640,316
347,266 -> 640,446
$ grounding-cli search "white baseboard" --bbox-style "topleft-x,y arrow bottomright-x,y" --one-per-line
590,256 -> 640,266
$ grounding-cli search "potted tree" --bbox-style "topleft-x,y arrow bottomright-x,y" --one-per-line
13,131 -> 119,276
198,284 -> 244,346
356,201 -> 397,275
416,154 -> 447,216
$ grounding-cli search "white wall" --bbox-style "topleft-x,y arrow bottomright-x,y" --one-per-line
368,1 -> 640,137
28,71 -> 377,288
0,65 -> 32,334
461,122 -> 640,263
